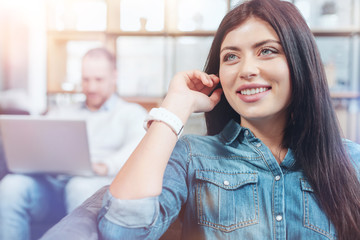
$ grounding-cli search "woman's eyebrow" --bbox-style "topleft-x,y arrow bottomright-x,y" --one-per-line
220,46 -> 240,54
253,39 -> 281,49
220,39 -> 281,54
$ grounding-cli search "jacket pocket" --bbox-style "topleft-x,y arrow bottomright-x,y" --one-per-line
195,170 -> 259,232
300,179 -> 336,240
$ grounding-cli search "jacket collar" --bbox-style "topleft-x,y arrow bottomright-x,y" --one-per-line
220,120 -> 244,145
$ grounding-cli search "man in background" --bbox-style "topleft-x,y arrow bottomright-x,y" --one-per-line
0,48 -> 147,240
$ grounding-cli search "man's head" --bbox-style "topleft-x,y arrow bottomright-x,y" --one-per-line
81,48 -> 117,111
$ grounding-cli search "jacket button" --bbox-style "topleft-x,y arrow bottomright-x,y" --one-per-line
276,215 -> 283,221
223,180 -> 230,186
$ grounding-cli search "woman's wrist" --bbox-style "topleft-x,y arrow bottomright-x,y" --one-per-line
160,93 -> 195,124
144,108 -> 184,138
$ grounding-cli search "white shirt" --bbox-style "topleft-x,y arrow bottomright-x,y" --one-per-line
47,94 -> 147,176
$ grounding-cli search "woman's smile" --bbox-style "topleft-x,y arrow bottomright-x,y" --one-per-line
236,84 -> 272,103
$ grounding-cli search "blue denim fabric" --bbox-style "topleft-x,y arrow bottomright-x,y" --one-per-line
98,120 -> 360,240
0,175 -> 67,240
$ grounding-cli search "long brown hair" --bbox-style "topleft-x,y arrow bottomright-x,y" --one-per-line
204,0 -> 360,239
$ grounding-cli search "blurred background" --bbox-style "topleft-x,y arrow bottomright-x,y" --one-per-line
0,0 -> 360,140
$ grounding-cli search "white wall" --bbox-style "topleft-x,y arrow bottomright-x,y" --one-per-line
0,0 -> 47,114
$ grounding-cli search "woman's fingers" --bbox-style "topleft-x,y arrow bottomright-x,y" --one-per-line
185,71 -> 220,96
194,87 -> 223,113
166,70 -> 222,113
209,88 -> 223,106
209,74 -> 220,85
187,70 -> 215,88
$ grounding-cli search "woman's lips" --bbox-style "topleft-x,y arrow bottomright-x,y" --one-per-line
236,87 -> 271,103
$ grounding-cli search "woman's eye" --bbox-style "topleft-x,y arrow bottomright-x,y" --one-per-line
260,48 -> 276,56
224,54 -> 238,62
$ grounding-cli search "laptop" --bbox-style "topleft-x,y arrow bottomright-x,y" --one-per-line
0,115 -> 94,176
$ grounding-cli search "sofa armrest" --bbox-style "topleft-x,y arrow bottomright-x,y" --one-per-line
40,185 -> 108,240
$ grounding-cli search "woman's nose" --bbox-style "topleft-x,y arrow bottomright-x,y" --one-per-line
239,56 -> 259,80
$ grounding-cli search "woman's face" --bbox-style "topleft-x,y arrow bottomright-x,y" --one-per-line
219,17 -> 291,127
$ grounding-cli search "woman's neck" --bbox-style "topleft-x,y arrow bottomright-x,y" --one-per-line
241,116 -> 287,164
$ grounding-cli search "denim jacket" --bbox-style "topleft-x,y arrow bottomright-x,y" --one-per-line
98,120 -> 360,240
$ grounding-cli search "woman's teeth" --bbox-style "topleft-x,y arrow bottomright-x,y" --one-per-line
240,87 -> 269,95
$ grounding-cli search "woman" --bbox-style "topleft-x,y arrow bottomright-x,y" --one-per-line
98,0 -> 360,239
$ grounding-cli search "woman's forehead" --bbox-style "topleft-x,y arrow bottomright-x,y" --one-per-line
221,17 -> 280,48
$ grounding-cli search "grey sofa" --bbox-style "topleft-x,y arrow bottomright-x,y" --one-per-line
40,186 -> 107,240
40,186 -> 182,240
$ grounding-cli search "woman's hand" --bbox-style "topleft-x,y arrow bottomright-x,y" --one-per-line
161,70 -> 223,123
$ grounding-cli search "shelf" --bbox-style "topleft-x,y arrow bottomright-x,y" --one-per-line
122,96 -> 163,111
47,92 -> 163,111
47,31 -> 105,39
47,90 -> 81,95
312,28 -> 360,37
47,29 -> 360,40
330,92 -> 360,99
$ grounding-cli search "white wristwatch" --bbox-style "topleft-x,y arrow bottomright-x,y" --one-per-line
144,107 -> 184,138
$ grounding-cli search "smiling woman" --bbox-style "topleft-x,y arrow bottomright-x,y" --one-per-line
97,0 -> 360,239
219,18 -> 291,138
